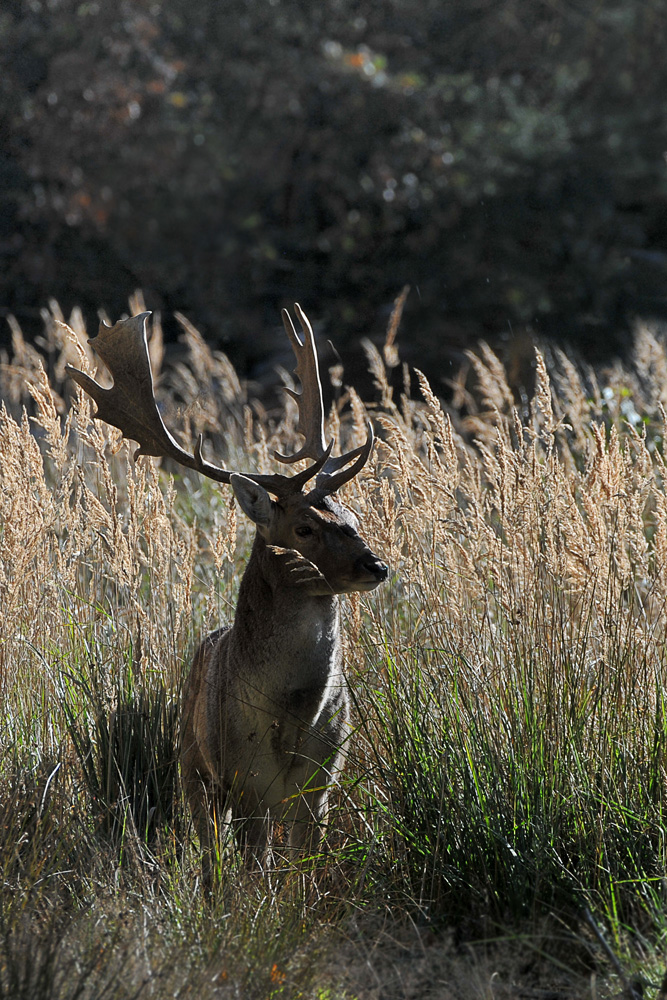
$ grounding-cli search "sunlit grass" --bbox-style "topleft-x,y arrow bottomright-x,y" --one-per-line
3,300 -> 667,995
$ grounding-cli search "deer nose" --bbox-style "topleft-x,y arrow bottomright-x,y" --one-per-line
358,555 -> 389,581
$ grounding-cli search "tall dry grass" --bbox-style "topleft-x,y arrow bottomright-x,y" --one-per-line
2,297 -> 667,996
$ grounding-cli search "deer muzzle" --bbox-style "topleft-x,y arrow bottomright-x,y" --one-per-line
355,554 -> 389,585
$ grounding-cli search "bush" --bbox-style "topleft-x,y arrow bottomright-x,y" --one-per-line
2,0 -> 667,379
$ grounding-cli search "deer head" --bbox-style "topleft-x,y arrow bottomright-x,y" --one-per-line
66,305 -> 388,594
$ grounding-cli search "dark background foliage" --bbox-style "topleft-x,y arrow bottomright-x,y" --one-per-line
2,0 -> 666,390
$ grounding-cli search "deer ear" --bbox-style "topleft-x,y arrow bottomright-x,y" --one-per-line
230,474 -> 273,527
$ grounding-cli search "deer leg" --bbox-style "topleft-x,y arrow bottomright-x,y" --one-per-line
232,809 -> 274,869
181,731 -> 226,889
287,786 -> 329,854
286,721 -> 345,854
186,777 -> 229,890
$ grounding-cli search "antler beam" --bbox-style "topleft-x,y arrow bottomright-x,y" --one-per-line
67,308 -> 373,498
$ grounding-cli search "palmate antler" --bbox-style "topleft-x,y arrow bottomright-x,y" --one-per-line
65,306 -> 373,499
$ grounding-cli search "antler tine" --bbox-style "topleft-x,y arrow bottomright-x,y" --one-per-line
312,422 -> 375,496
65,312 -> 298,494
277,303 -> 376,495
275,304 -> 330,464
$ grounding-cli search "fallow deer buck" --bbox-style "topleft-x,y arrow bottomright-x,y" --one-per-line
66,305 -> 388,876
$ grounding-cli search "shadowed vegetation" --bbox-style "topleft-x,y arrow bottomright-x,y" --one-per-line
2,0 -> 667,373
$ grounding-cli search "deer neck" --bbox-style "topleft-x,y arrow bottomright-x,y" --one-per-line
237,532 -> 339,615
229,533 -> 342,685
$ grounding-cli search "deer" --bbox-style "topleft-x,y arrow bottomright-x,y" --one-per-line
66,304 -> 388,878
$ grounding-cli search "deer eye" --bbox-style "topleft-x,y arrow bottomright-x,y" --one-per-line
295,525 -> 314,538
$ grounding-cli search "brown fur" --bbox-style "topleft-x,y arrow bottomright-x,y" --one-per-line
180,485 -> 387,877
